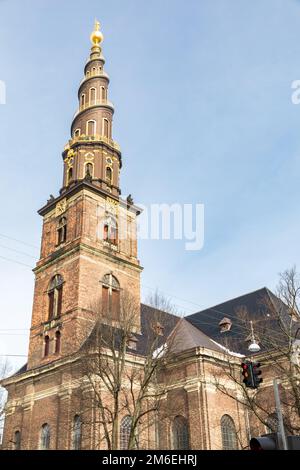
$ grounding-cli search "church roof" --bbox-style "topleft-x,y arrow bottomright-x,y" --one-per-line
185,287 -> 290,355
166,318 -> 225,354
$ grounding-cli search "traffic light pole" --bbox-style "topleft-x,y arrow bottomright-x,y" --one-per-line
273,379 -> 288,450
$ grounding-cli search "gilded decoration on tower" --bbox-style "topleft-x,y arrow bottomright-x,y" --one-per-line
106,196 -> 119,216
90,19 -> 104,46
55,198 -> 68,217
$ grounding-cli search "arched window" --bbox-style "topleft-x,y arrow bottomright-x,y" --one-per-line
87,120 -> 96,136
103,118 -> 109,138
67,167 -> 73,185
92,67 -> 96,75
106,166 -> 112,185
74,128 -> 81,138
103,216 -> 118,245
90,87 -> 96,104
172,416 -> 190,450
55,331 -> 61,354
48,274 -> 64,320
221,414 -> 238,450
14,430 -> 21,450
101,86 -> 106,101
44,335 -> 50,357
57,217 -> 67,245
72,415 -> 82,450
40,423 -> 50,450
120,415 -> 132,450
102,273 -> 120,320
86,70 -> 90,78
85,162 -> 94,178
80,94 -> 85,108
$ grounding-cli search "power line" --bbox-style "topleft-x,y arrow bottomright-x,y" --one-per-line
0,233 -> 38,250
0,243 -> 37,260
0,255 -> 33,269
0,354 -> 27,358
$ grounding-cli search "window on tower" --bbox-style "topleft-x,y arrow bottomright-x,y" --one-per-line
48,274 -> 64,321
106,166 -> 112,185
55,331 -> 61,354
101,86 -> 106,101
14,431 -> 21,450
87,120 -> 96,136
44,335 -> 50,357
67,167 -> 73,185
102,274 -> 120,320
72,415 -> 82,450
40,424 -> 50,450
81,94 -> 85,108
90,87 -> 96,104
57,217 -> 67,245
103,216 -> 118,245
85,162 -> 94,178
103,118 -> 109,138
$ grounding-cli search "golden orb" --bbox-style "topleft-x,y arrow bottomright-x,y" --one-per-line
90,20 -> 103,45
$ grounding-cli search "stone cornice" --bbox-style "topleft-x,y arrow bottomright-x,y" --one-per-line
33,241 -> 143,275
38,182 -> 141,217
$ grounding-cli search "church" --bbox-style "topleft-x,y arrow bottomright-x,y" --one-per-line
1,22 -> 289,451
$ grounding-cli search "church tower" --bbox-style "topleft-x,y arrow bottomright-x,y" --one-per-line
27,22 -> 142,369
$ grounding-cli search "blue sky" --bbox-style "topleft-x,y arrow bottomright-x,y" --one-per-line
1,0 -> 300,368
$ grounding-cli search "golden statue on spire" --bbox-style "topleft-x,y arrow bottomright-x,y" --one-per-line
90,19 -> 104,46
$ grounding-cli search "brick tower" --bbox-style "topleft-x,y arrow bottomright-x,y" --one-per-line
27,21 -> 142,369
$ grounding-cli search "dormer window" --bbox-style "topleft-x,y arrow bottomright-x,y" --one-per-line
127,334 -> 138,350
219,317 -> 232,333
152,322 -> 164,336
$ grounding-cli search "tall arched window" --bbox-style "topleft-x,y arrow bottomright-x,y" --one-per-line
221,414 -> 238,450
85,162 -> 94,178
40,423 -> 50,450
103,118 -> 109,138
103,216 -> 118,245
67,167 -> 73,185
172,416 -> 190,450
102,273 -> 120,320
80,94 -> 85,108
55,331 -> 61,354
106,166 -> 112,185
48,274 -> 64,320
72,415 -> 82,450
87,120 -> 96,136
14,430 -> 21,450
90,87 -> 96,105
57,217 -> 67,245
120,415 -> 132,450
44,335 -> 50,357
101,86 -> 106,101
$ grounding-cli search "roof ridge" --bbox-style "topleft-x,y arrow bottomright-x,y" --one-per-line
188,287 -> 271,315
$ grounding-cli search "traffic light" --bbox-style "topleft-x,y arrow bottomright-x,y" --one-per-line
252,362 -> 263,388
250,434 -> 277,450
241,361 -> 254,388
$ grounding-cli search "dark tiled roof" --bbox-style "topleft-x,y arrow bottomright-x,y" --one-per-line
185,287 -> 290,355
167,318 -> 225,354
